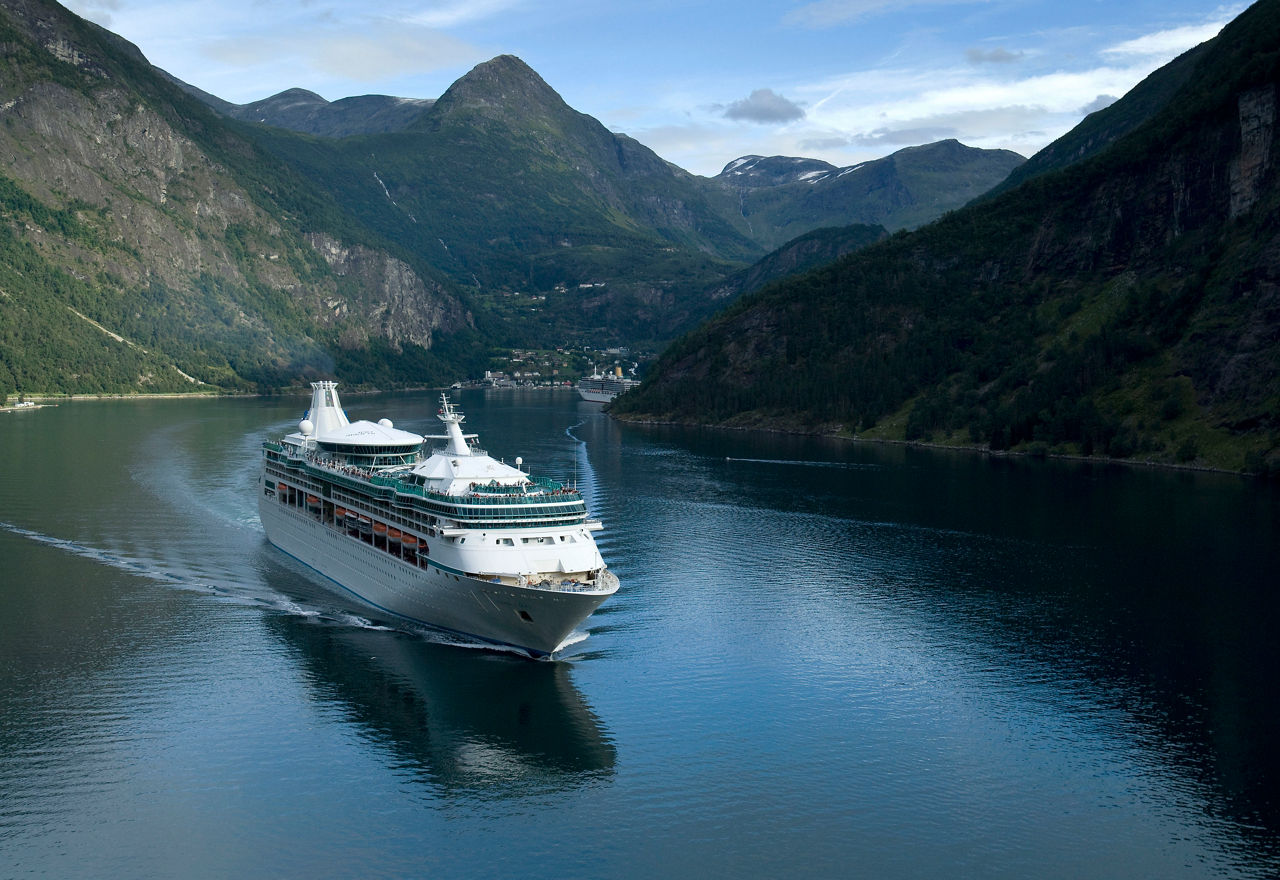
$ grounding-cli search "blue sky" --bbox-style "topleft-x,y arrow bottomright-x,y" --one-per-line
65,0 -> 1246,176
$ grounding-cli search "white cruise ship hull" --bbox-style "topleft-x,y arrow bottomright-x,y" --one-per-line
259,498 -> 615,656
576,387 -> 618,403
576,376 -> 637,402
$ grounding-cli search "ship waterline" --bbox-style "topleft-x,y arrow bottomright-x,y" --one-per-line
259,382 -> 617,655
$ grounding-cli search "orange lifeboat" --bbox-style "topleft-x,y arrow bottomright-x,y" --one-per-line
373,522 -> 388,537
277,482 -> 288,492
334,507 -> 347,518
388,528 -> 402,544
306,495 -> 321,507
401,534 -> 419,551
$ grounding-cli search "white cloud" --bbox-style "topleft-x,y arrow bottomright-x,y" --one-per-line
1079,94 -> 1118,115
1101,20 -> 1231,60
723,89 -> 806,123
63,0 -> 121,27
793,56 -> 1169,146
640,23 -> 1205,177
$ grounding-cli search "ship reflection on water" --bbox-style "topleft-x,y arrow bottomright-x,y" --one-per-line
265,614 -> 616,793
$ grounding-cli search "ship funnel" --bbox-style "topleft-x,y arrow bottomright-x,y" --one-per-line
306,381 -> 350,438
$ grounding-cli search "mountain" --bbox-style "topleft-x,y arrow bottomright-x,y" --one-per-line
613,0 -> 1280,474
0,0 -> 1027,399
170,81 -> 437,138
234,55 -> 768,348
717,155 -> 838,186
0,0 -> 476,397
712,140 -> 1026,250
228,57 -> 1024,346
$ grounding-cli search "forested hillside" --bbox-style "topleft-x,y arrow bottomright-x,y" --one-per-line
613,0 -> 1280,474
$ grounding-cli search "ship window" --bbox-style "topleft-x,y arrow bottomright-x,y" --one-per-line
518,610 -> 533,622
502,538 -> 514,546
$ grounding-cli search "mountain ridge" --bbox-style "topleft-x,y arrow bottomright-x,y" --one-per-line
711,139 -> 1025,249
612,0 -> 1280,473
0,0 -> 1026,399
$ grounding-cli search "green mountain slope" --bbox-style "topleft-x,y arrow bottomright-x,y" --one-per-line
613,0 -> 1280,473
238,55 -> 763,347
233,57 -> 1024,347
0,0 -> 477,398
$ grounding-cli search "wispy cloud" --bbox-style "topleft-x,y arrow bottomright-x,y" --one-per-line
1101,19 -> 1232,60
786,0 -> 984,28
965,47 -> 1023,65
403,0 -> 524,30
203,22 -> 483,85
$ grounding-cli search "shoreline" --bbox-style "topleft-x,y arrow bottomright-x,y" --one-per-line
5,391 -> 1262,479
609,413 -> 1258,479
5,392 -> 228,404
2,383 -> 581,407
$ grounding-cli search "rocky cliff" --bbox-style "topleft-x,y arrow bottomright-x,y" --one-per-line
0,0 -> 472,395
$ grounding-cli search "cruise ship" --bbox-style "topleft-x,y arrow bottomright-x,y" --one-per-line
259,382 -> 618,656
576,364 -> 639,403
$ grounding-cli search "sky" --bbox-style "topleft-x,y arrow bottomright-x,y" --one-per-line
63,0 -> 1248,177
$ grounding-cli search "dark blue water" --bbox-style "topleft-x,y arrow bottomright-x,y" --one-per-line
1,389 -> 1277,878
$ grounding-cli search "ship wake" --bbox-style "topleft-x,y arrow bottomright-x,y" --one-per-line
0,520 -> 444,642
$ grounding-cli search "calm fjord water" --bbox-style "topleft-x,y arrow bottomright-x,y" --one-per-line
1,389 -> 1278,879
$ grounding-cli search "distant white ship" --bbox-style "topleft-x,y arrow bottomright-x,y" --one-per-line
260,382 -> 618,656
576,364 -> 639,403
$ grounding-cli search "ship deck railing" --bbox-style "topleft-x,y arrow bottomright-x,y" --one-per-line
266,444 -> 588,526
429,444 -> 487,457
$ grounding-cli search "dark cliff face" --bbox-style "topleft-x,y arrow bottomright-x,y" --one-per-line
617,0 -> 1280,471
